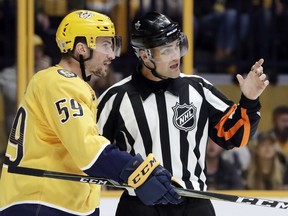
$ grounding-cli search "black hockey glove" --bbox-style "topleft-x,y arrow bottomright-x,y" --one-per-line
120,153 -> 182,205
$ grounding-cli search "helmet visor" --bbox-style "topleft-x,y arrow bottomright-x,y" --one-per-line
95,36 -> 122,57
148,32 -> 188,62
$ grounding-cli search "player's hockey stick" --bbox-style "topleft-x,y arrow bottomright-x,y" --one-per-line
8,166 -> 288,210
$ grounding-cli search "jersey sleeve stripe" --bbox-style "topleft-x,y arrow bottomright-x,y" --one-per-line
239,108 -> 251,147
214,105 -> 250,147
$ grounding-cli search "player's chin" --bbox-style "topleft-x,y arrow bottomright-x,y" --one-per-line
92,69 -> 108,78
102,69 -> 109,77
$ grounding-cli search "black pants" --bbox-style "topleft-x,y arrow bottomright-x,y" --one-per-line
116,192 -> 216,216
0,204 -> 99,216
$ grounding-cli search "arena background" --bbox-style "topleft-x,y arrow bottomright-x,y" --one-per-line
3,0 -> 288,131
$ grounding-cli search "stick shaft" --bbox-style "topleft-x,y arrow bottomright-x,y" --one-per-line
7,166 -> 288,210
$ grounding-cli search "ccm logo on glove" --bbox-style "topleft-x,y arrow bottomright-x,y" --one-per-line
128,154 -> 160,188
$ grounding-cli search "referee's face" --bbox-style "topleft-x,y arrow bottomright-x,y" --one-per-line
151,40 -> 181,79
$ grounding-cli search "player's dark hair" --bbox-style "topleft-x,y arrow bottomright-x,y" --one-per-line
61,37 -> 87,59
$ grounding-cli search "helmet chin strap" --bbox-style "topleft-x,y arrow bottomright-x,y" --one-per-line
69,49 -> 94,82
78,55 -> 91,82
140,57 -> 167,80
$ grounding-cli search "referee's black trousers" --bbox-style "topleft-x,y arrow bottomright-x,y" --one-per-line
116,192 -> 216,216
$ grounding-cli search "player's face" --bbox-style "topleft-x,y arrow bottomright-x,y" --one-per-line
87,37 -> 115,78
151,40 -> 181,79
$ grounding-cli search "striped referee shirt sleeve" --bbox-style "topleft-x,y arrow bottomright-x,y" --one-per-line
201,78 -> 261,150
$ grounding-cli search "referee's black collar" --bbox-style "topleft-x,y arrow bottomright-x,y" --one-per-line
131,66 -> 183,100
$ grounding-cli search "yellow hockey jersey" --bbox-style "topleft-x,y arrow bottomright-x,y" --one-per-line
0,65 -> 110,215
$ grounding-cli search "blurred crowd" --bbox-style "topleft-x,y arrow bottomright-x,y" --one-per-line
1,0 -> 288,77
206,105 -> 288,190
0,0 -> 288,190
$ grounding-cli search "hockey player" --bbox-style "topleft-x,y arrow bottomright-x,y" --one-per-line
97,12 -> 269,216
0,10 -> 182,216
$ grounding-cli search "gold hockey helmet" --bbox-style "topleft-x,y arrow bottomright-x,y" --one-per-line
56,10 -> 121,56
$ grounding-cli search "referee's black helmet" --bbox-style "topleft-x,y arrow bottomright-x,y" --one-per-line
131,12 -> 188,58
131,11 -> 182,50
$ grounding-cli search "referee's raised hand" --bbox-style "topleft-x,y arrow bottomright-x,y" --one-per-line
236,58 -> 269,100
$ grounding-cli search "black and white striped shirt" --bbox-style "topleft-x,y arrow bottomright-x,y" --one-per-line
97,69 -> 260,190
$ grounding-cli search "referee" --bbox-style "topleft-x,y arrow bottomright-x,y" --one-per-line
97,12 -> 269,216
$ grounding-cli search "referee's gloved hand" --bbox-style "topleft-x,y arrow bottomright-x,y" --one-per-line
119,153 -> 182,205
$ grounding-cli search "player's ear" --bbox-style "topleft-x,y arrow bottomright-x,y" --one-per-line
75,42 -> 88,57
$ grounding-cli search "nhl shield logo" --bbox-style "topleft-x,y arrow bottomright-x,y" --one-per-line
172,102 -> 197,132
